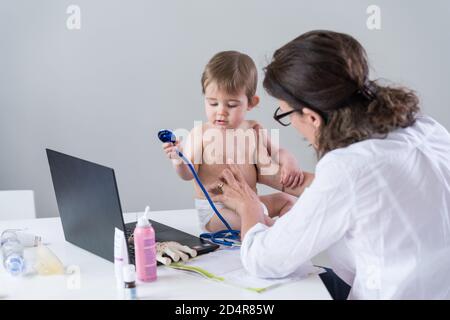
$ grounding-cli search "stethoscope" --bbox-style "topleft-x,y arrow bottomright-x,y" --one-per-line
158,129 -> 241,247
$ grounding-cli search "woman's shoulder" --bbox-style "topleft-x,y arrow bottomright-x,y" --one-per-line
406,114 -> 450,141
317,114 -> 450,175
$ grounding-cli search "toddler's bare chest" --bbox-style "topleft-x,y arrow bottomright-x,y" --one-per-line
201,133 -> 258,165
197,163 -> 258,186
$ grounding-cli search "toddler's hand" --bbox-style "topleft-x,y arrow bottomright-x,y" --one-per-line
280,164 -> 304,189
162,140 -> 181,163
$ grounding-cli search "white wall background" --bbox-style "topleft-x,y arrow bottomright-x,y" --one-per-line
1,0 -> 449,218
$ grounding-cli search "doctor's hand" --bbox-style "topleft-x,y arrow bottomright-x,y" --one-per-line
208,163 -> 266,238
207,163 -> 265,219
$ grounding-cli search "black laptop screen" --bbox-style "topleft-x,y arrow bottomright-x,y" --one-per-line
46,149 -> 219,263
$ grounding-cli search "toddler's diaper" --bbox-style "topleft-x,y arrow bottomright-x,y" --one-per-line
194,198 -> 268,232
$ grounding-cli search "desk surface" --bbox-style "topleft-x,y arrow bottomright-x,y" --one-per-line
0,209 -> 331,300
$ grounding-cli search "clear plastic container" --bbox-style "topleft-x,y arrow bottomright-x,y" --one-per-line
1,230 -> 25,276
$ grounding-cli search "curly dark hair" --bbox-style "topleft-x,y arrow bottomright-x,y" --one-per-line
263,30 -> 420,158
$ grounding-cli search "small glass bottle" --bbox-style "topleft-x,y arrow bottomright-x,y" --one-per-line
122,264 -> 137,300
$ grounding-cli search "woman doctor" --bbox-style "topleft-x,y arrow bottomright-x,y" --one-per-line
209,30 -> 450,300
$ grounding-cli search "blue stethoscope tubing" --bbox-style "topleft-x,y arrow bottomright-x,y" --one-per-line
158,130 -> 241,246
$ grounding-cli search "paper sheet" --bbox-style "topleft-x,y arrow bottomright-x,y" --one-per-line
169,248 -> 322,292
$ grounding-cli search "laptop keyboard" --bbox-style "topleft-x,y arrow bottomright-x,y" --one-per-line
123,220 -> 219,265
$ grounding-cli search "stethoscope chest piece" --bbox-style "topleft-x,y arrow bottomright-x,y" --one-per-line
158,130 -> 177,144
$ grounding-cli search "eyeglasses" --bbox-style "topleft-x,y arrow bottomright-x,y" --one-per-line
271,80 -> 329,126
273,107 -> 302,126
273,105 -> 329,126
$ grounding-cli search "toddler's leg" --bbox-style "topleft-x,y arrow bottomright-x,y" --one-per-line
205,207 -> 241,232
259,192 -> 297,219
204,194 -> 296,232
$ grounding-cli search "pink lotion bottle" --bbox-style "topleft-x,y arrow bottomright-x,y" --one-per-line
133,215 -> 157,282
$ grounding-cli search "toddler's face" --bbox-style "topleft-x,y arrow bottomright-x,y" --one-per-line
204,82 -> 255,129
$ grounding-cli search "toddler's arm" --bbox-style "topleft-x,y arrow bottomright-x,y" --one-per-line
162,140 -> 194,180
252,121 -> 304,188
162,124 -> 205,181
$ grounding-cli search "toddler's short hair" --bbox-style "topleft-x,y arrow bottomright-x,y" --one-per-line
201,51 -> 257,101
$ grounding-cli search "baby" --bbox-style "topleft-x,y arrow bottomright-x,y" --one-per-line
162,51 -> 303,232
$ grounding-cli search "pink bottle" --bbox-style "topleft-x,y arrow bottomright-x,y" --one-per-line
133,216 -> 157,282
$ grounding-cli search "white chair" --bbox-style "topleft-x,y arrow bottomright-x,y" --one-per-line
0,190 -> 36,220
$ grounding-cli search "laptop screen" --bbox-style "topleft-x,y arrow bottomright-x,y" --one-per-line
46,149 -> 219,263
47,149 -> 126,262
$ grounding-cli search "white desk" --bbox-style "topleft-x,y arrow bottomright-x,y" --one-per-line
0,209 -> 331,300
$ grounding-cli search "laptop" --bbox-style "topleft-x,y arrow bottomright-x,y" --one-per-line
46,149 -> 219,264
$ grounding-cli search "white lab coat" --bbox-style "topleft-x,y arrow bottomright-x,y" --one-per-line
241,115 -> 450,299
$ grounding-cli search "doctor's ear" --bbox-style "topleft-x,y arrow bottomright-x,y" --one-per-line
247,95 -> 260,110
302,107 -> 323,129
